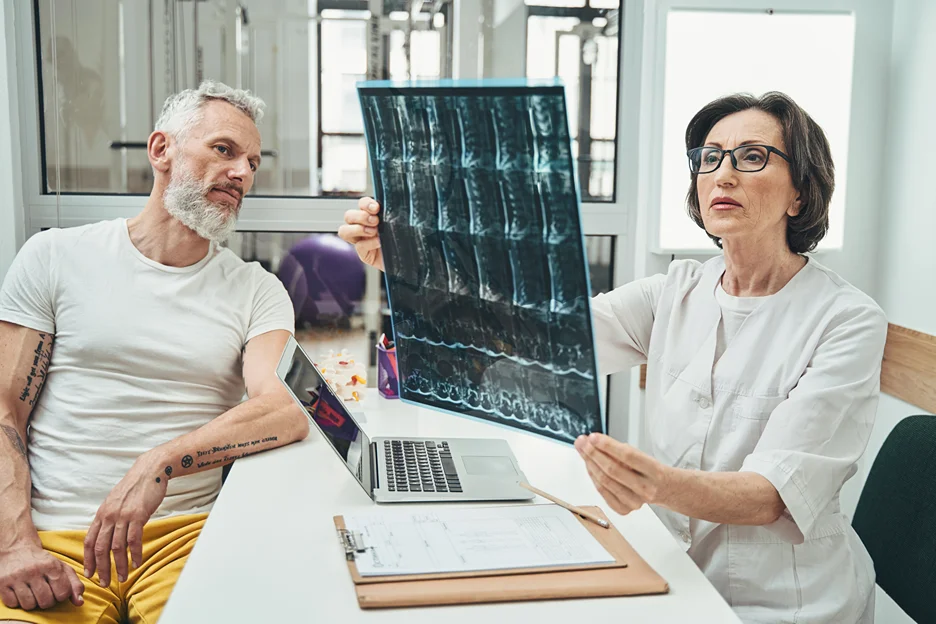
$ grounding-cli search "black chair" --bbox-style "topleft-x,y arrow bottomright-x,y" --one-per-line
853,415 -> 936,623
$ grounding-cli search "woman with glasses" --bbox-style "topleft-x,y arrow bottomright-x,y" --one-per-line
577,92 -> 884,624
338,91 -> 885,623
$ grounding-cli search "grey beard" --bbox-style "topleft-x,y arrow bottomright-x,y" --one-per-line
163,167 -> 239,243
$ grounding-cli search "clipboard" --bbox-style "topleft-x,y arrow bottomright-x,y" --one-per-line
333,506 -> 669,609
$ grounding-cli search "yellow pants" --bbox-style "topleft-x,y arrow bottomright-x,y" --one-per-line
0,513 -> 207,624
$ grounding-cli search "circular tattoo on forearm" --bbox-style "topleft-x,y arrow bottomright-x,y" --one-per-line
156,477 -> 161,483
165,466 -> 172,477
181,455 -> 193,468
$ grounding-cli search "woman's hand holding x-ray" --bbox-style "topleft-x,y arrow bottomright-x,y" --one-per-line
338,197 -> 384,272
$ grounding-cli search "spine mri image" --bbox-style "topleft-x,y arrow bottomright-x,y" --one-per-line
358,80 -> 603,444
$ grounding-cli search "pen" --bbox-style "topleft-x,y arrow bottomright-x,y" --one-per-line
518,482 -> 610,529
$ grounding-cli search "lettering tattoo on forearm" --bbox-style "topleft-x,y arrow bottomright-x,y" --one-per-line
191,436 -> 279,469
17,333 -> 52,407
153,437 -> 281,482
1,425 -> 28,461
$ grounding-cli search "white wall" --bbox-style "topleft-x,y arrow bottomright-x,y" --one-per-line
874,0 -> 936,343
839,1 -> 936,622
0,0 -> 25,281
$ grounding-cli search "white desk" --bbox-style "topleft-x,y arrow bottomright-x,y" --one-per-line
161,392 -> 741,623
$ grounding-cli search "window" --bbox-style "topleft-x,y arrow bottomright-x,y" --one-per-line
524,1 -> 620,201
35,0 -> 448,198
317,9 -> 444,197
319,16 -> 368,195
657,10 -> 856,251
35,0 -> 621,202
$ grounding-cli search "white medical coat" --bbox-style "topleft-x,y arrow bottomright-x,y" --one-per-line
592,256 -> 887,624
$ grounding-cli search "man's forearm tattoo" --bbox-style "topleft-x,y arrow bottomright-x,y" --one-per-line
191,437 -> 279,469
1,425 -> 28,461
156,465 -> 173,484
17,333 -> 52,407
151,438 -> 281,484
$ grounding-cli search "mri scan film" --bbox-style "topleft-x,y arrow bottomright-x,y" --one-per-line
358,79 -> 604,444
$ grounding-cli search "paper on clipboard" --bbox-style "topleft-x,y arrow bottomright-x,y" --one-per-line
342,504 -> 616,577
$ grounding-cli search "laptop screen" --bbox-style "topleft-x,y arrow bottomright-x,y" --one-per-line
280,340 -> 373,494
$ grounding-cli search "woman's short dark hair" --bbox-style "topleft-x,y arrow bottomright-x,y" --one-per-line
684,92 -> 834,253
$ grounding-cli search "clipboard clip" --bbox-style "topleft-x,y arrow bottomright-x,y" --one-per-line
337,528 -> 368,561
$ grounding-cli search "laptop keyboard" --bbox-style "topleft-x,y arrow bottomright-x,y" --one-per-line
384,440 -> 462,494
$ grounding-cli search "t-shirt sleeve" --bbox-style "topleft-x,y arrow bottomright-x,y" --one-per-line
739,301 -> 888,543
0,232 -> 56,334
590,273 -> 666,376
245,268 -> 295,343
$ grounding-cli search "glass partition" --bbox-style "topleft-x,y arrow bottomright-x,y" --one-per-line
36,0 -> 620,200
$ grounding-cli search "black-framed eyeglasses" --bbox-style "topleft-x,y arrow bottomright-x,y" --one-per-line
687,144 -> 791,174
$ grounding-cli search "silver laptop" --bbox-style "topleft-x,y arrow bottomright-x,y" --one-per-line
276,336 -> 534,503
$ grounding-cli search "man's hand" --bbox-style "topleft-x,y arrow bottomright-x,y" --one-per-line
83,451 -> 168,586
337,197 -> 384,272
0,544 -> 84,610
575,433 -> 671,516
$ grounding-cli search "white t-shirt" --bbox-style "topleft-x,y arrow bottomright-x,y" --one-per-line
0,218 -> 294,531
713,282 -> 773,362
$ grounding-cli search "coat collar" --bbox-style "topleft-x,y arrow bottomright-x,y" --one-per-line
675,255 -> 813,397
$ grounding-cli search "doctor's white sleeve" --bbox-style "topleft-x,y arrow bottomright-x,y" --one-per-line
589,273 -> 666,376
739,301 -> 888,543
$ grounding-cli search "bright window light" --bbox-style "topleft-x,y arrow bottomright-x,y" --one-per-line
320,9 -> 371,20
658,10 -> 856,252
525,0 -> 587,7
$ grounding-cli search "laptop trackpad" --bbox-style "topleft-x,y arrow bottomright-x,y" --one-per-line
461,455 -> 517,476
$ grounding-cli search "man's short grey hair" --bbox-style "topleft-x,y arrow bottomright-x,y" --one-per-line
154,80 -> 265,140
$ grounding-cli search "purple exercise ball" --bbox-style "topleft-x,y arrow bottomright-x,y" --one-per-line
277,234 -> 366,325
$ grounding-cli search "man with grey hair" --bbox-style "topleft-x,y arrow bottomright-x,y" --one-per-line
0,80 -> 308,623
